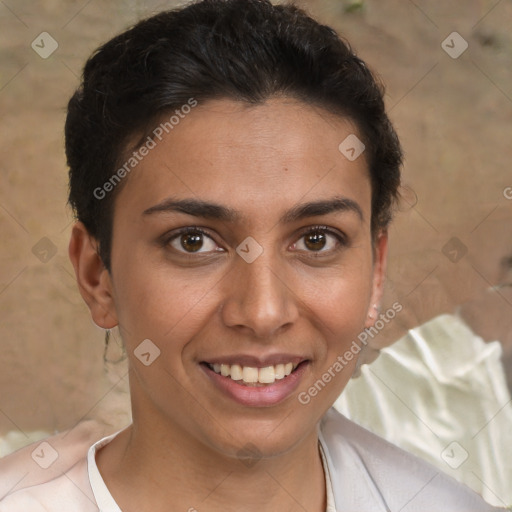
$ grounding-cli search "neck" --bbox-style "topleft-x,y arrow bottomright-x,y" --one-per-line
96,411 -> 327,512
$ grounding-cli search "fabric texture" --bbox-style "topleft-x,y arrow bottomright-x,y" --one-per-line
335,314 -> 512,508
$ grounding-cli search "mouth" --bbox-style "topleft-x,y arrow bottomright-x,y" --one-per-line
199,359 -> 310,407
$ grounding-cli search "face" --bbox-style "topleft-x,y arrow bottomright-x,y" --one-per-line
73,97 -> 387,460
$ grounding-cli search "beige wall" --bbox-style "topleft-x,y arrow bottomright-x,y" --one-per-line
0,0 -> 511,437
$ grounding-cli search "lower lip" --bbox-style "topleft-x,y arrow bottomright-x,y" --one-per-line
200,362 -> 309,407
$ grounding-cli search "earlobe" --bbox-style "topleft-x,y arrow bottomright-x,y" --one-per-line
365,230 -> 389,328
68,221 -> 118,329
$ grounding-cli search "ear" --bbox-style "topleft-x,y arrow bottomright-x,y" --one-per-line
68,221 -> 118,329
365,229 -> 388,328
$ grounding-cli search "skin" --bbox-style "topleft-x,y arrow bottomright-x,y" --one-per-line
69,97 -> 388,512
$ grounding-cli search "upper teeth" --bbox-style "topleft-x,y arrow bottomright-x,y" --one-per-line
211,362 -> 298,384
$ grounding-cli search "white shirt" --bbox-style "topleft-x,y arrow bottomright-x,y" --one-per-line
0,408 -> 503,511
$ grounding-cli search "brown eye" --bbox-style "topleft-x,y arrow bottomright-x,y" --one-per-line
304,230 -> 327,251
292,226 -> 346,255
181,232 -> 204,252
166,227 -> 220,254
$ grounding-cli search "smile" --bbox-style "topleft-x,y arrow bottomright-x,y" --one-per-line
205,362 -> 299,385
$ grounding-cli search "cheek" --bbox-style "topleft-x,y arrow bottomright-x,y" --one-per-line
314,285 -> 371,360
301,258 -> 374,337
112,259 -> 223,347
300,265 -> 373,399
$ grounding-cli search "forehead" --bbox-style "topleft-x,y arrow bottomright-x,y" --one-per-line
114,97 -> 372,226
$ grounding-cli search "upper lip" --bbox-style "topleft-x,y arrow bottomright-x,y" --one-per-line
202,354 -> 308,368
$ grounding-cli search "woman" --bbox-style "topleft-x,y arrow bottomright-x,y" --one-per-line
0,0 -> 503,510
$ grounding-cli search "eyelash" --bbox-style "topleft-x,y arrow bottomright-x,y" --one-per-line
162,225 -> 347,257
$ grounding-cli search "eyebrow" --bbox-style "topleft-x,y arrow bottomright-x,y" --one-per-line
143,196 -> 364,223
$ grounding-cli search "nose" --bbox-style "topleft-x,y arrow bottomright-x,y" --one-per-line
220,250 -> 299,340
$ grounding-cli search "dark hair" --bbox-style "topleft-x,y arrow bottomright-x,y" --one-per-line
65,0 -> 402,271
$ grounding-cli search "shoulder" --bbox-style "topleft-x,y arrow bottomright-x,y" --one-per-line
0,420 -> 110,511
319,407 -> 506,511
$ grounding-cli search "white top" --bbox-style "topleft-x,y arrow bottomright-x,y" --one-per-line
0,408 -> 503,511
87,431 -> 122,512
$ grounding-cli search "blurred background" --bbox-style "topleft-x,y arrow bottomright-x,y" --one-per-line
0,0 -> 511,503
